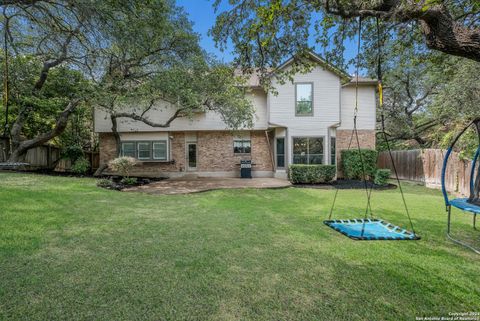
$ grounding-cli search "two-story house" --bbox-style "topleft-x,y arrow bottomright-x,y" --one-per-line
94,52 -> 377,179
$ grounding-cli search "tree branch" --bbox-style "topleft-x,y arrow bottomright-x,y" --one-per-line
113,108 -> 188,128
324,0 -> 480,62
8,99 -> 80,161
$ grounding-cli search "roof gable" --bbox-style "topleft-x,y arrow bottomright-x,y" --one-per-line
273,51 -> 351,81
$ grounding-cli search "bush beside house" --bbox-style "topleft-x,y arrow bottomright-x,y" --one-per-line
289,165 -> 336,184
341,149 -> 378,180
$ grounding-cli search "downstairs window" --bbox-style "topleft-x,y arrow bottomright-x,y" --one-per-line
120,141 -> 168,161
293,137 -> 324,164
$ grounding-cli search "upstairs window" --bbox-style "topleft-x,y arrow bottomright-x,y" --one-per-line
295,83 -> 313,116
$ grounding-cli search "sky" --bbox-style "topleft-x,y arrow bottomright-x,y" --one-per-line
176,0 -> 359,74
176,0 -> 234,62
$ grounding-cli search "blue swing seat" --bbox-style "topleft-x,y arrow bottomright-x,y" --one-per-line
323,218 -> 420,240
449,198 -> 480,214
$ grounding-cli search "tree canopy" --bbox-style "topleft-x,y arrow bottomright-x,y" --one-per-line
1,0 -> 253,162
211,0 -> 480,153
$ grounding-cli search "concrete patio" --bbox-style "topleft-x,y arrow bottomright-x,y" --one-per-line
124,177 -> 291,195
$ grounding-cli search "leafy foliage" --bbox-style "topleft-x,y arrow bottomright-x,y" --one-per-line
108,157 -> 137,178
94,0 -> 254,132
1,0 -> 253,162
120,177 -> 138,186
288,164 -> 336,184
211,0 -> 479,151
374,169 -> 391,186
61,145 -> 85,163
96,178 -> 114,188
341,149 -> 378,180
71,157 -> 90,175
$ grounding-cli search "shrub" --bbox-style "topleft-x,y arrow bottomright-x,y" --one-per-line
374,169 -> 391,186
121,177 -> 138,185
289,164 -> 336,184
62,145 -> 84,162
97,178 -> 114,188
71,157 -> 90,174
108,156 -> 137,178
341,149 -> 378,180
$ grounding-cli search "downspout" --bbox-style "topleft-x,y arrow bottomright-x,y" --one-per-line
264,130 -> 275,172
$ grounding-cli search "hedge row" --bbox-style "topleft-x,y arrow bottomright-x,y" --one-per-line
289,164 -> 336,184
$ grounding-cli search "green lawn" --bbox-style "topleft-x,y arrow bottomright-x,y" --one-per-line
0,172 -> 479,321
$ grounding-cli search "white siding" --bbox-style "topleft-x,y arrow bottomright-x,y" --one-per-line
268,65 -> 342,167
268,65 -> 341,131
339,85 -> 376,130
120,132 -> 169,141
94,89 -> 268,132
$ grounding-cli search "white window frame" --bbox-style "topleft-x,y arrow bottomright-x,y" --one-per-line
152,141 -> 167,160
292,136 -> 325,165
121,142 -> 136,158
233,139 -> 251,154
295,82 -> 314,116
137,142 -> 151,160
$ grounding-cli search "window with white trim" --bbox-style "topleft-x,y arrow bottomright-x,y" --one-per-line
295,83 -> 313,116
121,142 -> 136,158
293,137 -> 324,164
233,140 -> 251,154
120,141 -> 168,161
153,142 -> 167,160
137,142 -> 151,160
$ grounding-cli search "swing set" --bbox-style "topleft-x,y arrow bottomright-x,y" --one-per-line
323,17 -> 419,241
324,17 -> 480,254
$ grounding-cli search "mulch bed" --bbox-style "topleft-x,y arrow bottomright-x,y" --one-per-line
293,179 -> 397,190
98,176 -> 167,191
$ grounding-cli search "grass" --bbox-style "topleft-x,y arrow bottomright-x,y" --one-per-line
0,172 -> 479,321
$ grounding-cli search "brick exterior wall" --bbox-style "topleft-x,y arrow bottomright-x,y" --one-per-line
99,132 -> 186,177
98,130 -> 274,177
336,129 -> 376,177
196,130 -> 274,172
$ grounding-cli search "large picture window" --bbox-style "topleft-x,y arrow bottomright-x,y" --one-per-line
120,141 -> 168,161
234,140 -> 251,154
293,137 -> 324,164
295,83 -> 313,116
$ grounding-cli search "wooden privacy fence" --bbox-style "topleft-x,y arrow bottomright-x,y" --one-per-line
55,151 -> 99,172
0,141 -> 99,172
0,144 -> 61,169
378,149 -> 475,197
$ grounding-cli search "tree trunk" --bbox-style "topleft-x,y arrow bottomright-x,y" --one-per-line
110,114 -> 121,157
7,99 -> 80,162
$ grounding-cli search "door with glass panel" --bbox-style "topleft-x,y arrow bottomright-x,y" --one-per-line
187,143 -> 197,171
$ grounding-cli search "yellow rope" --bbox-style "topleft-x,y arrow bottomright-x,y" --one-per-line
378,81 -> 383,108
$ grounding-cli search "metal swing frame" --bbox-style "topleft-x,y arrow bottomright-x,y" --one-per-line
441,118 -> 480,254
